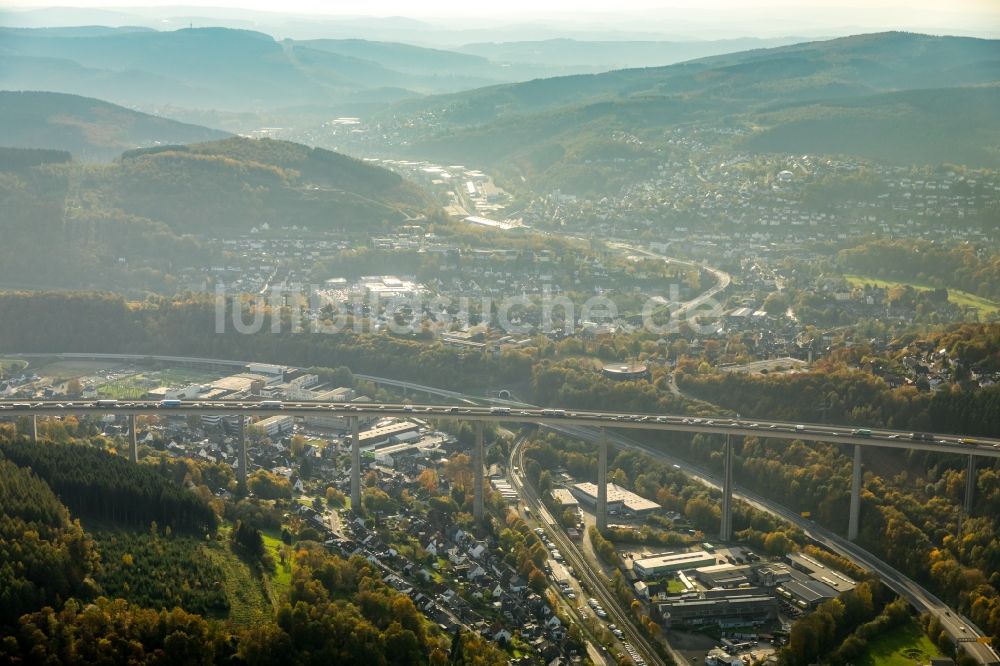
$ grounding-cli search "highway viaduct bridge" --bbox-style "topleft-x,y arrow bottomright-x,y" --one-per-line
6,354 -> 1000,663
7,399 -> 1000,544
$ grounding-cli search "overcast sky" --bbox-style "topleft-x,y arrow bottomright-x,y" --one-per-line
5,0 -> 999,15
3,0 -> 997,39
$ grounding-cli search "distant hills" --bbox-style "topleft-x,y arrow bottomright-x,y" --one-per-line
0,26 -> 551,110
0,27 -> 325,110
0,25 -> 833,114
111,137 -> 432,234
455,37 -> 805,69
0,134 -> 436,291
0,91 -> 229,161
386,32 -> 1000,176
393,32 -> 1000,125
745,85 -> 1000,168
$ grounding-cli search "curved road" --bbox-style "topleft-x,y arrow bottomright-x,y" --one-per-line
606,241 -> 732,321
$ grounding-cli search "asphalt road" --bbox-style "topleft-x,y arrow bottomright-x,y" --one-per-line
7,398 -> 1000,460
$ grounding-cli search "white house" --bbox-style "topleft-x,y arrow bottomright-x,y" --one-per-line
492,626 -> 512,643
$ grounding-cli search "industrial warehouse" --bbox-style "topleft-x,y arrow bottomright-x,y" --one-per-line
571,481 -> 661,516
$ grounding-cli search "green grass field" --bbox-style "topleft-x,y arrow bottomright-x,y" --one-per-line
666,577 -> 687,593
845,274 -> 1000,317
261,530 -> 292,600
33,360 -> 117,379
202,530 -> 272,625
0,358 -> 28,374
97,380 -> 149,399
856,618 -> 943,666
153,367 -> 223,385
97,367 -> 224,399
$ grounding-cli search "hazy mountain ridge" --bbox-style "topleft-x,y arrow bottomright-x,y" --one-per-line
391,32 -> 1000,126
0,90 -> 230,161
0,26 -> 582,109
0,25 -> 866,114
455,36 -> 807,68
387,32 -> 1000,174
0,27 -> 401,110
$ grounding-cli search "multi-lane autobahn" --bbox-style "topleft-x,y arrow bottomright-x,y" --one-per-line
6,398 -> 1000,459
5,353 -> 1000,662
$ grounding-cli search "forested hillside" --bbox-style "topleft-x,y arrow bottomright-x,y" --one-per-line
0,292 -> 532,391
0,457 -> 98,624
110,138 -> 429,233
0,439 -> 217,532
745,85 -> 1000,168
385,32 -> 1000,182
0,91 -> 229,161
839,239 -> 1000,303
0,431 -> 507,664
0,135 -> 436,291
